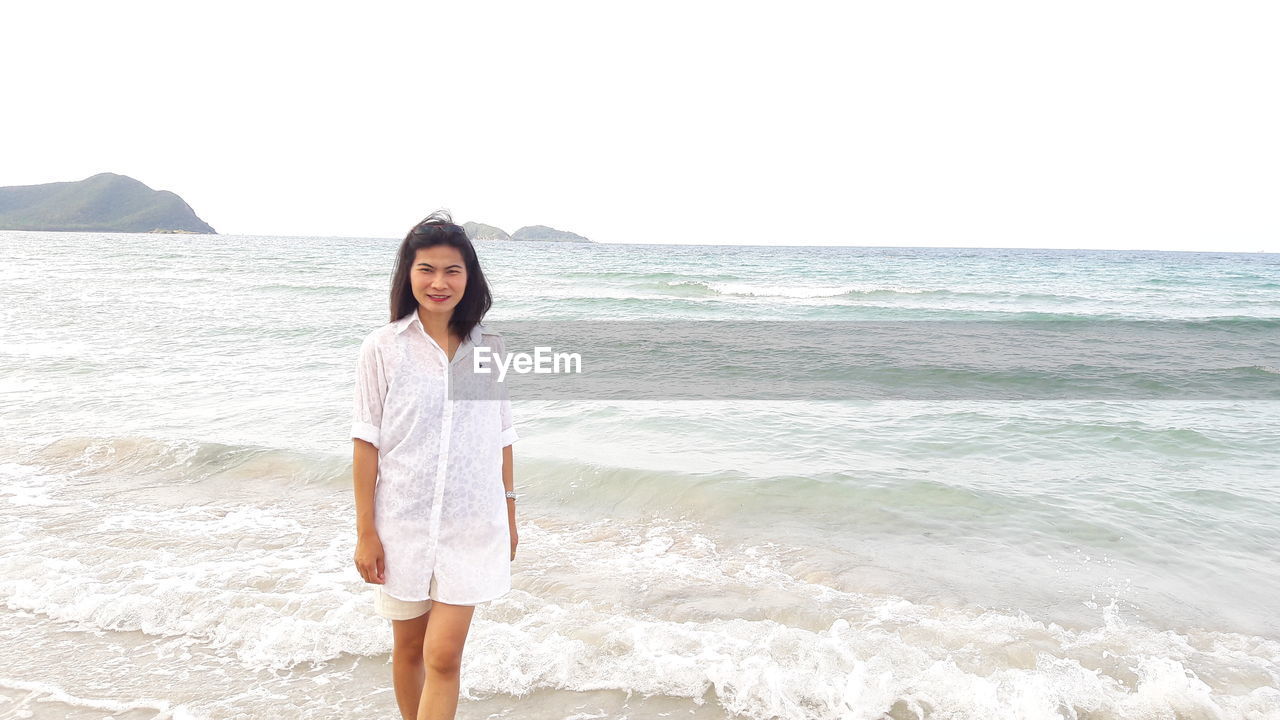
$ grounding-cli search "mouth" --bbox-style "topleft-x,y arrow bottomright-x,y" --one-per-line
426,294 -> 451,303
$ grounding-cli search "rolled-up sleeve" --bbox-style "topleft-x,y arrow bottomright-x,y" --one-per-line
496,336 -> 519,448
352,333 -> 387,449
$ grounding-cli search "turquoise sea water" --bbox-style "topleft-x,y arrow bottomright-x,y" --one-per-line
1,230 -> 1278,719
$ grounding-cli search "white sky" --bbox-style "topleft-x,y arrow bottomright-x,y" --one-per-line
2,1 -> 1277,251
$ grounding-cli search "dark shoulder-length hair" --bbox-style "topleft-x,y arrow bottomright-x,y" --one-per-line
389,210 -> 493,340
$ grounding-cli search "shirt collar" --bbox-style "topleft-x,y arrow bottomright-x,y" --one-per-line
393,310 -> 485,347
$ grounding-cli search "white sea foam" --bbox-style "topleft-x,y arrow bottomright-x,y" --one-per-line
3,487 -> 1277,719
462,590 -> 1280,719
0,676 -> 195,720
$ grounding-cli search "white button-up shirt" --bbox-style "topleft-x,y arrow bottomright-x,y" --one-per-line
351,309 -> 518,603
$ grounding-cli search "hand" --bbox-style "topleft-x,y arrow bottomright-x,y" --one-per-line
354,533 -> 385,584
509,521 -> 519,561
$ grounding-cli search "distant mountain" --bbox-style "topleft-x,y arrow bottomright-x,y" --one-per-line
461,221 -> 511,241
0,173 -> 216,233
511,224 -> 593,243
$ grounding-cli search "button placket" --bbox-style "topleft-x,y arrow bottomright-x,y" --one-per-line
426,336 -> 452,582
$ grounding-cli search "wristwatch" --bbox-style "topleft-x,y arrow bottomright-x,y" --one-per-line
505,491 -> 517,501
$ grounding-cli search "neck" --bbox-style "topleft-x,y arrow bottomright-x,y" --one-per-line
417,308 -> 453,340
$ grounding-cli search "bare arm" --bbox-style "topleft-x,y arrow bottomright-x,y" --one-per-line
353,438 -> 384,583
504,444 -> 518,560
353,439 -> 379,536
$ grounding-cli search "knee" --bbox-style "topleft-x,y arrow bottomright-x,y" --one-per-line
423,646 -> 463,676
393,639 -> 424,663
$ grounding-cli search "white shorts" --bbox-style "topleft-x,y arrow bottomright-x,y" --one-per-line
372,582 -> 476,621
373,586 -> 432,620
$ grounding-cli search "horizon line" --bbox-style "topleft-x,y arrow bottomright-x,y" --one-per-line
0,228 -> 1273,255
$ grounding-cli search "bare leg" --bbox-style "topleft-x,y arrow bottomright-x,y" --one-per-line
417,601 -> 476,720
390,610 -> 431,720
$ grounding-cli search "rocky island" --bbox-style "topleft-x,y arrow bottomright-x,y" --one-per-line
0,173 -> 216,233
461,222 -> 512,242
463,221 -> 594,243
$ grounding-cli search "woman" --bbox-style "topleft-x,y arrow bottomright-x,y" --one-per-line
351,211 -> 519,720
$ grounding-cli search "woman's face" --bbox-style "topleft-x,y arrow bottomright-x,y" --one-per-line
411,245 -> 468,319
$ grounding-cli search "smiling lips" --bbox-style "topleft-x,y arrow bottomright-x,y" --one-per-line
427,294 -> 451,302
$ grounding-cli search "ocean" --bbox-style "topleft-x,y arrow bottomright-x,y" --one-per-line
1,230 -> 1278,719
